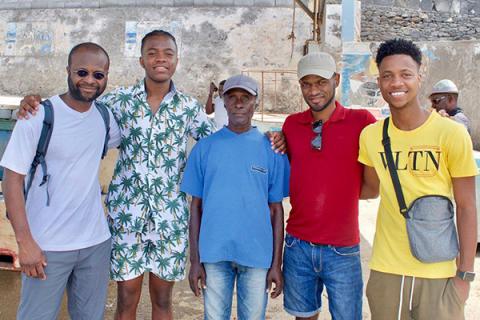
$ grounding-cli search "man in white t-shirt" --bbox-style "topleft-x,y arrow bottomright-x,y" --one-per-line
1,42 -> 120,320
206,79 -> 228,129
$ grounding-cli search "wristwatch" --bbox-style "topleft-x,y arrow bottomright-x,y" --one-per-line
456,270 -> 475,282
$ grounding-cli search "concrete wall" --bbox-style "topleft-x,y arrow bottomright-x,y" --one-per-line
0,5 -> 479,146
0,0 -> 294,10
0,7 -> 310,113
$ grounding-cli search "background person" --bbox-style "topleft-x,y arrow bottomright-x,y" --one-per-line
205,80 -> 228,129
429,79 -> 471,133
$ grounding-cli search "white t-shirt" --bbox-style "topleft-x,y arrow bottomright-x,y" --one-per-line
213,96 -> 228,130
0,95 -> 121,251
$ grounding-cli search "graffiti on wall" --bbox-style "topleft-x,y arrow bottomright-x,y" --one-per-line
340,43 -> 388,113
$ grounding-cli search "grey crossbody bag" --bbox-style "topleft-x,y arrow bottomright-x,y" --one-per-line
382,117 -> 459,263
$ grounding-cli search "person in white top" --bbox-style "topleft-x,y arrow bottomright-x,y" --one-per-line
205,79 -> 228,129
1,42 -> 120,320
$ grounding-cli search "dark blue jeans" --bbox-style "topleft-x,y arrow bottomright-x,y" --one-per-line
283,234 -> 363,319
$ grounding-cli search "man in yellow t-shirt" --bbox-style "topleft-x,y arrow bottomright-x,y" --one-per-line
358,39 -> 477,320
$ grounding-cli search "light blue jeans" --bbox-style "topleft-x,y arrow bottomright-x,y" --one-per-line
203,261 -> 268,320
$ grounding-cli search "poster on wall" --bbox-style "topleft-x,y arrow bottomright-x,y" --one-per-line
5,23 -> 16,56
124,21 -> 181,57
125,21 -> 138,57
340,42 -> 389,118
4,22 -> 53,56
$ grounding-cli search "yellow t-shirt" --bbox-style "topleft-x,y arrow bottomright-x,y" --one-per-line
359,111 -> 478,278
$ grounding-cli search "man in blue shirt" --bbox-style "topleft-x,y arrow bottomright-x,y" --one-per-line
181,74 -> 290,320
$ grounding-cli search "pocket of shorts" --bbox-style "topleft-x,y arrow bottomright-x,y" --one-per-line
284,234 -> 297,248
331,244 -> 360,256
365,271 -> 376,300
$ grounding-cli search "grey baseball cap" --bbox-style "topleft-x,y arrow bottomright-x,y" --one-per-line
297,52 -> 337,80
223,74 -> 259,96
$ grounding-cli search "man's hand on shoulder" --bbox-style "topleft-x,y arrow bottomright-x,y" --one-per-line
437,109 -> 450,118
266,130 -> 287,154
17,95 -> 42,120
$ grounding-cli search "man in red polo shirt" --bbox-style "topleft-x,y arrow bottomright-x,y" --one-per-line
282,51 -> 376,320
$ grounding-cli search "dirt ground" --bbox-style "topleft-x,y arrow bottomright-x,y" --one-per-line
1,199 -> 479,319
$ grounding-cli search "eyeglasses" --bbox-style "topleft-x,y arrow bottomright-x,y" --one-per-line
73,69 -> 106,80
430,96 -> 446,104
311,120 -> 323,150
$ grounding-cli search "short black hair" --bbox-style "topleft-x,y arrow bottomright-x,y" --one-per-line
141,30 -> 177,53
375,38 -> 422,68
68,42 -> 109,67
219,80 -> 226,86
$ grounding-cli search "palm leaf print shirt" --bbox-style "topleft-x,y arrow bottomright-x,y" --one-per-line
102,80 -> 215,239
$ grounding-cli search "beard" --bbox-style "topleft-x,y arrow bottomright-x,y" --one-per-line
307,88 -> 336,113
67,75 -> 105,102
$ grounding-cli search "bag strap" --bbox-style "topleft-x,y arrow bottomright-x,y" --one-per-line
382,117 -> 408,218
94,101 -> 110,159
24,99 -> 54,206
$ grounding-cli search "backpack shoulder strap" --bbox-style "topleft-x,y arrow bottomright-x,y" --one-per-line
94,101 -> 110,159
24,99 -> 54,205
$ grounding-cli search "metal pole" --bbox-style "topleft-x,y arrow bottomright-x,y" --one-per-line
274,72 -> 277,112
313,0 -> 318,41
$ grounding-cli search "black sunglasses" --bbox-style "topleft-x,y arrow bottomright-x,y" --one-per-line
73,69 -> 106,80
311,120 -> 323,150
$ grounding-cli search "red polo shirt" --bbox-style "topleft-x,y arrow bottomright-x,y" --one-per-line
283,102 -> 376,246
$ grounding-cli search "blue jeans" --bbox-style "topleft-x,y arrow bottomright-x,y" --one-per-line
283,234 -> 363,319
203,262 -> 268,320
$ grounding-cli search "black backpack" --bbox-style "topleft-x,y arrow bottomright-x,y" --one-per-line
24,99 -> 110,206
